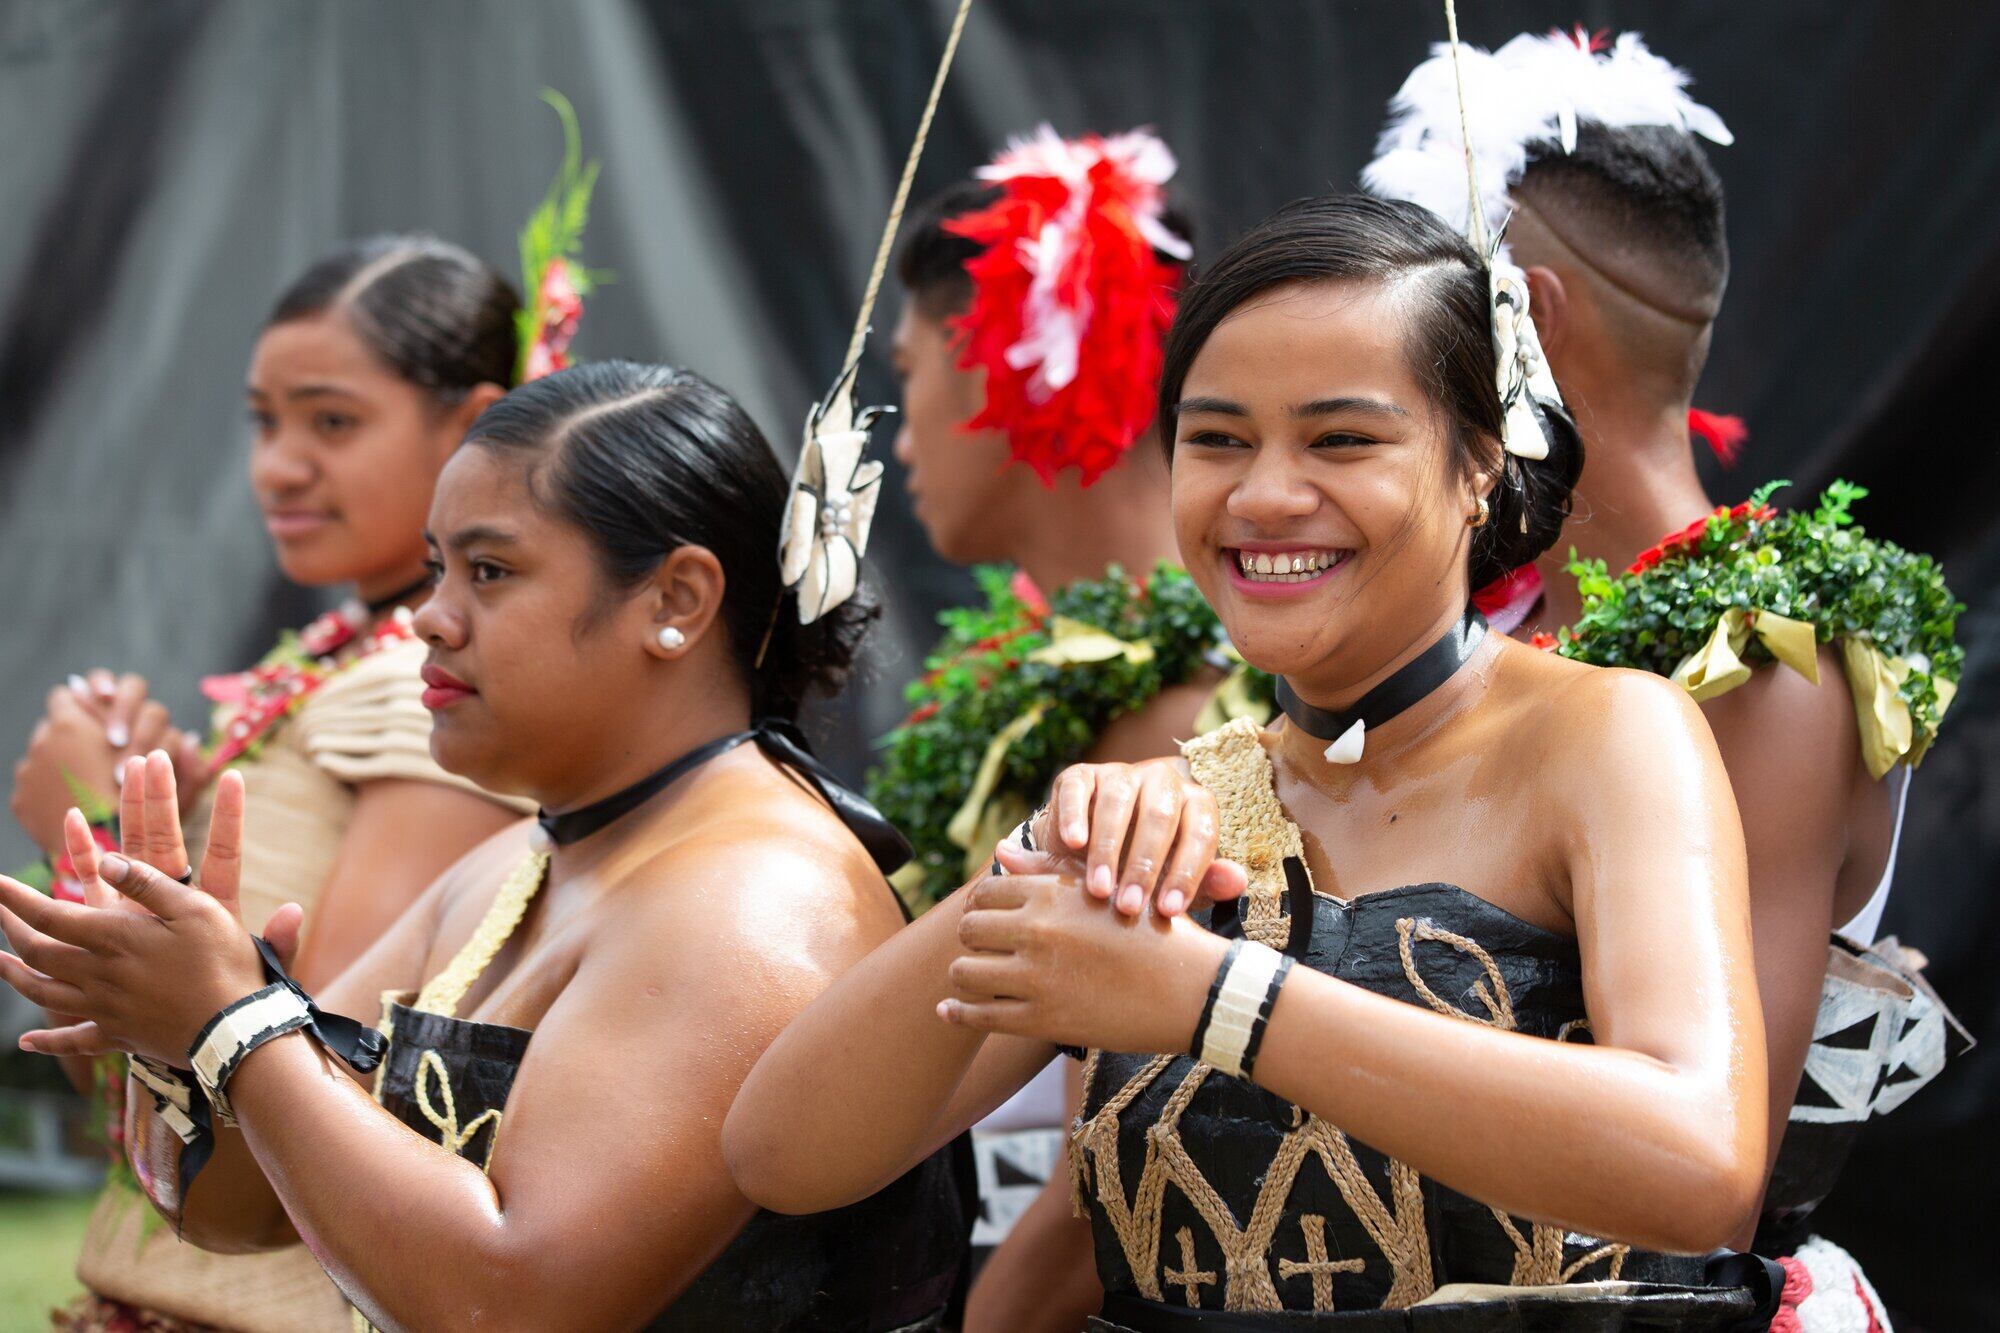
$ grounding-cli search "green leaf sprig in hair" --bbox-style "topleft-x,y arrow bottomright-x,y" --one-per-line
515,89 -> 609,383
1559,481 -> 1963,777
867,563 -> 1269,910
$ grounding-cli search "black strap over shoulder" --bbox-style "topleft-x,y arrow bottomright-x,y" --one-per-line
750,718 -> 914,880
534,719 -> 913,882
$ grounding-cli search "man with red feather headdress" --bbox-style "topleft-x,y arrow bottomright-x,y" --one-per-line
873,126 -> 1228,1333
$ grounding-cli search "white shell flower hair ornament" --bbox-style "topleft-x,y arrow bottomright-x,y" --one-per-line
779,352 -> 891,623
1362,15 -> 1732,463
773,0 -> 974,630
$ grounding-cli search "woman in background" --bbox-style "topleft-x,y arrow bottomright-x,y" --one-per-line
11,236 -> 533,1333
2,362 -> 970,1331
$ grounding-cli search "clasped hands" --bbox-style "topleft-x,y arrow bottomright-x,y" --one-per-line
0,753 -> 303,1070
936,757 -> 1249,1056
10,671 -> 207,852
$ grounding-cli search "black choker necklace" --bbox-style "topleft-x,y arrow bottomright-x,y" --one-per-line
364,573 -> 437,617
529,718 -> 913,876
1274,607 -> 1486,763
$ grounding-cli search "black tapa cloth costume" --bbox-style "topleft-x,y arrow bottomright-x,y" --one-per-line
1068,720 -> 1777,1331
364,722 -> 975,1331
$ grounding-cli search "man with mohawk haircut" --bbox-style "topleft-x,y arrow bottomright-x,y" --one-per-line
1368,29 -> 1967,1327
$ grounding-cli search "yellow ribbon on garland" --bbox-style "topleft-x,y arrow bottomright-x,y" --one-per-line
1027,617 -> 1157,668
1839,640 -> 1957,779
1672,609 -> 1953,779
945,621 -> 1166,877
946,702 -> 1050,872
1906,674 -> 1957,768
1194,650 -> 1275,735
1840,639 -> 1911,780
1670,607 -> 1820,702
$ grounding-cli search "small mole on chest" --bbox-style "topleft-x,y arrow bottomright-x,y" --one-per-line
1387,813 -> 1398,824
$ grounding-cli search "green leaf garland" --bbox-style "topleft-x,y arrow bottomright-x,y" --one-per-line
867,563 -> 1268,911
1559,481 -> 1963,766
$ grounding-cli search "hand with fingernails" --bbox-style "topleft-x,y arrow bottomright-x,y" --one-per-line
1027,757 -> 1246,918
61,672 -> 203,772
0,754 -> 304,1067
11,675 -> 206,850
935,839 -> 1229,1053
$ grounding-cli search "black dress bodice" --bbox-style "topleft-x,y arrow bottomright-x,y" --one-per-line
377,1002 -> 972,1332
1068,718 -> 1775,1331
1074,883 -> 1765,1326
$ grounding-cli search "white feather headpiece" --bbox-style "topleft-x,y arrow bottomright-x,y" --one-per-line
1364,28 -> 1732,261
1362,27 -> 1731,461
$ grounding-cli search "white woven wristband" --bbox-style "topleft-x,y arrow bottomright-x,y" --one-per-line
188,983 -> 313,1126
1194,939 -> 1293,1078
129,1056 -> 201,1145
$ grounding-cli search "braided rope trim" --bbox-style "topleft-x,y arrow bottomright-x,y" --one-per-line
413,850 -> 550,1018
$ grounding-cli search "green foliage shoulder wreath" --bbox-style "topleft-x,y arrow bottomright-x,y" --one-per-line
868,563 -> 1270,911
1559,481 -> 1963,777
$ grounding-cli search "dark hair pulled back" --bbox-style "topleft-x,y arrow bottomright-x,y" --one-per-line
1156,195 -> 1582,588
465,361 -> 874,722
268,234 -> 521,397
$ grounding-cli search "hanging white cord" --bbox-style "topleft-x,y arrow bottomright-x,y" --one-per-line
1443,0 -> 1490,254
842,0 -> 975,367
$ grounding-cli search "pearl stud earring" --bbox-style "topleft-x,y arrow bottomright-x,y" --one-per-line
657,626 -> 686,651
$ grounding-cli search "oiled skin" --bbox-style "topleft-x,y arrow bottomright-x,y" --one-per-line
4,444 -> 910,1333
1505,192 -> 1895,1246
726,276 -> 1769,1262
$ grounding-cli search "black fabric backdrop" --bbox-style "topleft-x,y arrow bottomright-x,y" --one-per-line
1,1 -> 1995,1322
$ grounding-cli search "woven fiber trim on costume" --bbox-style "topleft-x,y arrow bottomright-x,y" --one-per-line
1180,718 -> 1300,949
414,850 -> 550,1018
1069,719 -> 1629,1311
353,848 -> 551,1333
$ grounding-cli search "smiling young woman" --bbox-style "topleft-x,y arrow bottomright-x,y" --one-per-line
723,196 -> 1780,1327
13,236 -> 536,1333
0,362 -> 971,1331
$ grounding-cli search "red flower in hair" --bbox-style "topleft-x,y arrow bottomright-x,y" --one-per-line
947,127 -> 1190,487
523,257 -> 584,382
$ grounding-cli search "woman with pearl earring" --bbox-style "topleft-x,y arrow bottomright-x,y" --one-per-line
0,363 -> 972,1330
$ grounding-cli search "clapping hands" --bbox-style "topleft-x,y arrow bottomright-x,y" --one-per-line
0,754 -> 302,1066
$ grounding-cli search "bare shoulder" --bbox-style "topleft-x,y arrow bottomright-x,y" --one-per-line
1698,643 -> 1857,771
595,776 -> 904,992
1086,677 -> 1216,763
1493,640 -> 1718,792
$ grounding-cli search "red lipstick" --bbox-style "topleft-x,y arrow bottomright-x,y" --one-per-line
420,663 -> 476,711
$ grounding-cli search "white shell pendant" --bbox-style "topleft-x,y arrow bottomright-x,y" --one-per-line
526,822 -> 555,855
1324,719 -> 1366,764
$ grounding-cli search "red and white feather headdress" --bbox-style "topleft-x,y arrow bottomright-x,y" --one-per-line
946,126 -> 1192,487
